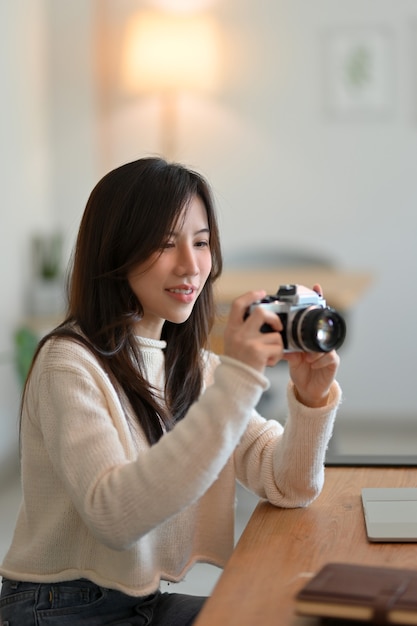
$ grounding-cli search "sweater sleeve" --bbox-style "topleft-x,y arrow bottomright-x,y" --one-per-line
234,379 -> 342,507
30,340 -> 269,551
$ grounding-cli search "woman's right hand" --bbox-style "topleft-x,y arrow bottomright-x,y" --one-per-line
223,290 -> 285,373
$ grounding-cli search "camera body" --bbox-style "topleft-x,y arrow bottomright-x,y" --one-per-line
246,284 -> 346,353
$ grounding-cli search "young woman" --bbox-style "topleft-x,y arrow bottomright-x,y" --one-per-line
0,157 -> 341,625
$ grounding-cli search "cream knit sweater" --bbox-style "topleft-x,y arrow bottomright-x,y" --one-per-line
0,335 -> 341,597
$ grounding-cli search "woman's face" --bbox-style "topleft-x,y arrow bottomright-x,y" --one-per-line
128,195 -> 212,339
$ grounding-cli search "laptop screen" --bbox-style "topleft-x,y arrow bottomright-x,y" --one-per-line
326,417 -> 417,466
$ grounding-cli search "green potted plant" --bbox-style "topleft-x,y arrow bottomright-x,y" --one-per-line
28,232 -> 65,316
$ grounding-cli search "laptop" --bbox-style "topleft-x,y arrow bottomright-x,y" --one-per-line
362,488 -> 417,542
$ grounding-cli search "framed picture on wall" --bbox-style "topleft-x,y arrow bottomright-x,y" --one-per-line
322,26 -> 395,119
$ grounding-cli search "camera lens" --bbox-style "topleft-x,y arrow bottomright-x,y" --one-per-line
292,307 -> 346,352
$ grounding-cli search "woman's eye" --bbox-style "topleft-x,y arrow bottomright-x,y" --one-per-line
163,241 -> 175,249
195,240 -> 209,248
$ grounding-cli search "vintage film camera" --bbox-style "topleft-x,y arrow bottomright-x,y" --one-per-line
246,284 -> 346,353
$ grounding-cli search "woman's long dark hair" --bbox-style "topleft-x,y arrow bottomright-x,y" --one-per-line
23,157 -> 223,444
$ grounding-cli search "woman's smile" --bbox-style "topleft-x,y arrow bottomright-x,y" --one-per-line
166,284 -> 198,303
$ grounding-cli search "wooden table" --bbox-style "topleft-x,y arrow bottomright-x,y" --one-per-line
195,467 -> 417,626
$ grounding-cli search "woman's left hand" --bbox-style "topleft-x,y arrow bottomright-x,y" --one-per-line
284,349 -> 340,408
284,283 -> 340,408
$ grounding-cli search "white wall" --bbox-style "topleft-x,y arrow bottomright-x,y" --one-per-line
0,0 -> 50,466
1,0 -> 416,466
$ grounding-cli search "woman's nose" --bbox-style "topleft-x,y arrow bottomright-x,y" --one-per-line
176,246 -> 199,275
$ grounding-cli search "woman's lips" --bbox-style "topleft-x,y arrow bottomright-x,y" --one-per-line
166,286 -> 197,303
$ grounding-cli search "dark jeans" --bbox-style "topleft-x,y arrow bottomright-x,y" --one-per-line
0,578 -> 206,625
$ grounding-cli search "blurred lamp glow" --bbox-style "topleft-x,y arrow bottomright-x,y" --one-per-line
145,0 -> 217,11
122,12 -> 220,94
